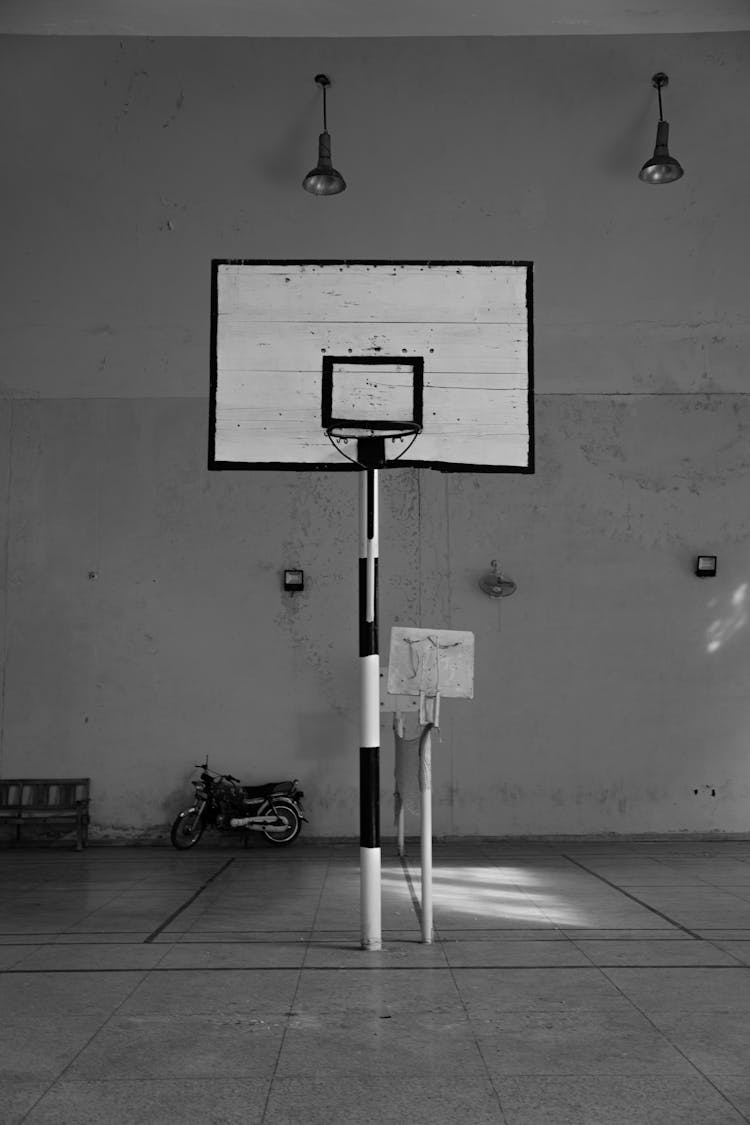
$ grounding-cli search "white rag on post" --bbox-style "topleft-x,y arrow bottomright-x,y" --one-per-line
393,726 -> 422,823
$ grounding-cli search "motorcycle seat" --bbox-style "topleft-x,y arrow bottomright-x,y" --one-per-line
241,781 -> 294,799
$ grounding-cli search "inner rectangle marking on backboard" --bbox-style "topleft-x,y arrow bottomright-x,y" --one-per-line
332,365 -> 412,423
322,355 -> 424,431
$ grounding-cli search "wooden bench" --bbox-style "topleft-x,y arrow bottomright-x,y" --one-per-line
0,779 -> 90,850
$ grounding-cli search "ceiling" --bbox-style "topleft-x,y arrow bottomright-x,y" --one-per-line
2,0 -> 750,37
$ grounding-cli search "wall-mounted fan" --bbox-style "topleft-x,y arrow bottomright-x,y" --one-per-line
478,560 -> 517,599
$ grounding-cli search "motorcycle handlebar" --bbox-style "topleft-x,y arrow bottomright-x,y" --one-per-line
194,763 -> 239,783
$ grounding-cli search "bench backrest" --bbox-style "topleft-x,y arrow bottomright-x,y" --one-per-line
0,779 -> 90,811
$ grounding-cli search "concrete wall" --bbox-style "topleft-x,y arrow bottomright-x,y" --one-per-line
1,33 -> 749,838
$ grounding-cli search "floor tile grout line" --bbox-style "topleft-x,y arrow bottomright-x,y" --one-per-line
143,858 -> 236,943
7,963 -> 750,974
562,854 -> 750,965
4,938 -> 47,971
16,963 -> 159,1125
10,861 -> 234,1113
17,1075 -> 61,1125
2,939 -> 168,947
300,852 -> 333,969
714,885 -> 750,911
442,937 -> 511,1124
610,881 -> 750,887
595,966 -> 750,1125
53,873 -> 155,939
561,854 -> 704,939
258,853 -> 332,1125
564,929 -> 741,971
649,852 -> 727,888
499,855 -> 750,1121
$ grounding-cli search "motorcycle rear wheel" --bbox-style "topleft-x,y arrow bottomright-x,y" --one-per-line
262,800 -> 301,845
170,806 -> 205,850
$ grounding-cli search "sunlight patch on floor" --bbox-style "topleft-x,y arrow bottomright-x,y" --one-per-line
384,865 -> 594,924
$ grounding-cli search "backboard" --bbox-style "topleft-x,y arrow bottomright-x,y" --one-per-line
210,260 -> 533,472
387,628 -> 475,700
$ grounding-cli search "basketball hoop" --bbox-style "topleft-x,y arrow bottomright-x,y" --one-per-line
325,421 -> 422,469
211,259 -> 533,954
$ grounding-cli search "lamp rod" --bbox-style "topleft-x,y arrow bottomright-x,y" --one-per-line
315,73 -> 330,132
652,71 -> 669,121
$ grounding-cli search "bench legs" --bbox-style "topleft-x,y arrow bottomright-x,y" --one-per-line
5,817 -> 88,849
76,809 -> 89,850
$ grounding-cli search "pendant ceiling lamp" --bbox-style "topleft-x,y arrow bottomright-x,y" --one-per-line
302,74 -> 346,196
639,72 -> 684,184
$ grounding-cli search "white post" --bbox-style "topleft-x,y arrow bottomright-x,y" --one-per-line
419,725 -> 433,943
359,468 -> 381,950
395,712 -> 405,858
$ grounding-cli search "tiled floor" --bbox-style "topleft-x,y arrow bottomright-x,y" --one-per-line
1,839 -> 750,1123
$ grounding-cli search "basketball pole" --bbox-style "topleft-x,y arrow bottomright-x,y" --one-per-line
359,466 -> 382,950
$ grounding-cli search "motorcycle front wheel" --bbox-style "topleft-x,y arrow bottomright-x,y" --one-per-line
170,806 -> 205,850
262,800 -> 301,846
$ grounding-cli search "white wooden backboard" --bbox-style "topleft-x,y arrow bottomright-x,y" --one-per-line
387,628 -> 475,699
210,260 -> 533,472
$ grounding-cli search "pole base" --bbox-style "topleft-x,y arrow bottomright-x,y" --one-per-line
360,845 -> 382,950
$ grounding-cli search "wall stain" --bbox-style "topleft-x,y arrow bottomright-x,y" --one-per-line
114,68 -> 149,132
162,89 -> 184,129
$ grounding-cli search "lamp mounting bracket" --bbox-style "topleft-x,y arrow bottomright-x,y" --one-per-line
651,72 -> 669,89
314,74 -> 331,87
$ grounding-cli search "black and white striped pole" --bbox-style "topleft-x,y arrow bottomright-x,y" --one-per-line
359,464 -> 381,950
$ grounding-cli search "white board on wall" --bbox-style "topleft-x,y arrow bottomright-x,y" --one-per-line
210,259 -> 533,472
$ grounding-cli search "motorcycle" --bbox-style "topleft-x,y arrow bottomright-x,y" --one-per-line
170,759 -> 307,850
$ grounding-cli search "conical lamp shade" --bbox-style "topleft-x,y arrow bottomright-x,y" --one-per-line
639,120 -> 684,184
302,131 -> 346,196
